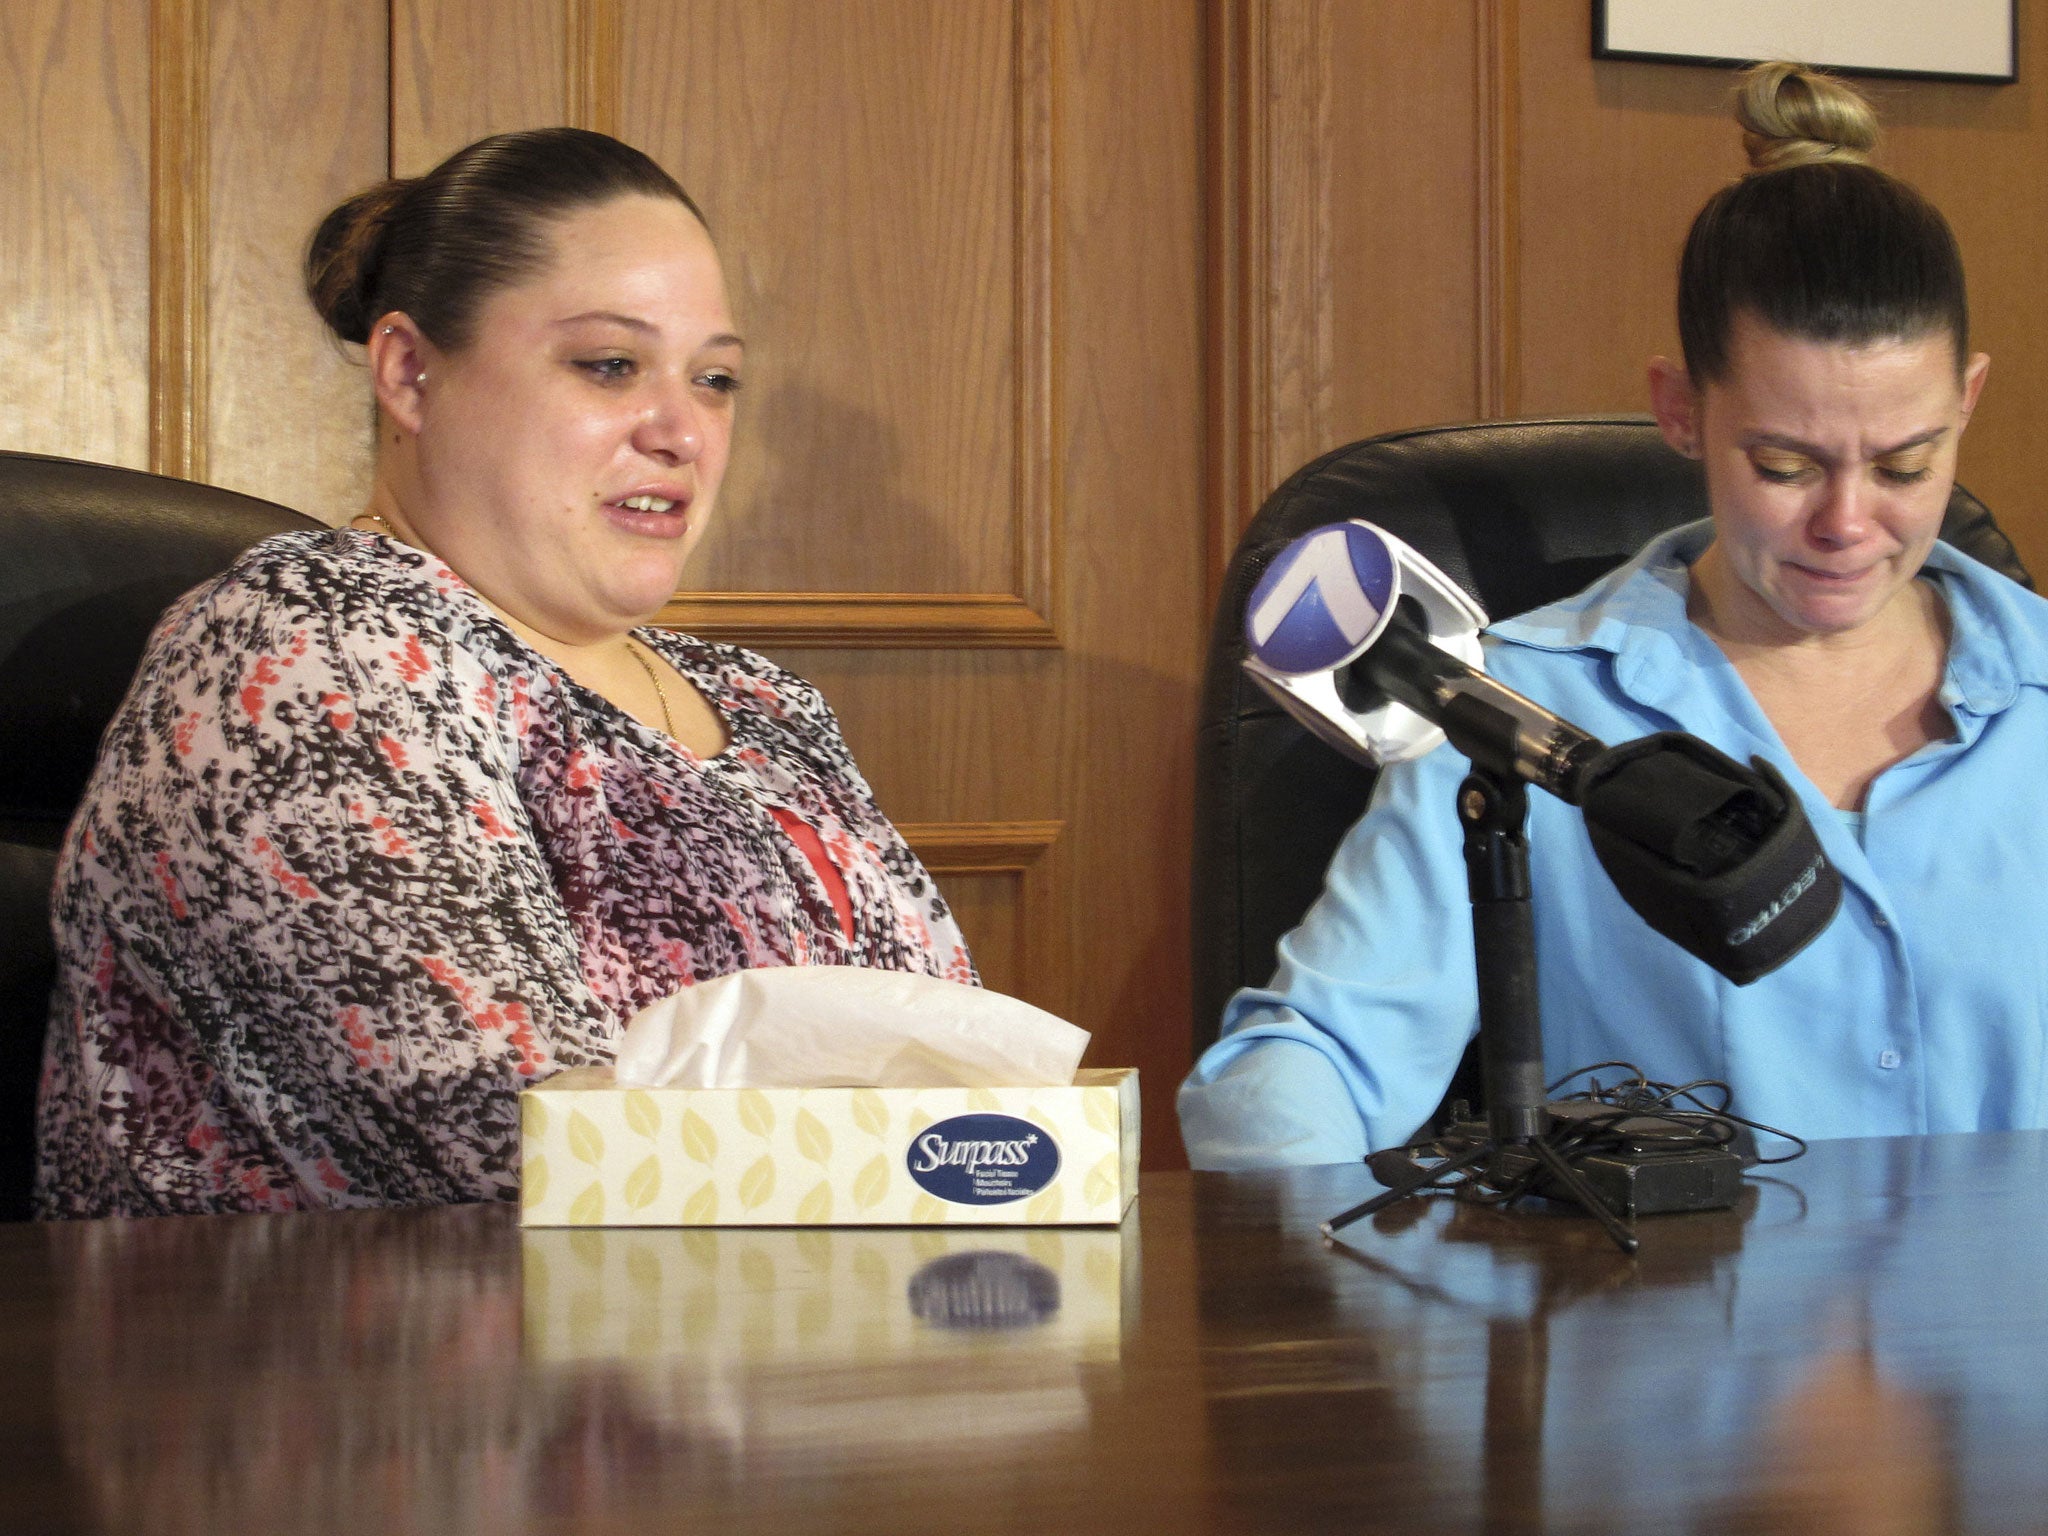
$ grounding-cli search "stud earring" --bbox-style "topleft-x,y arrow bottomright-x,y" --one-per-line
381,325 -> 394,336
415,371 -> 426,386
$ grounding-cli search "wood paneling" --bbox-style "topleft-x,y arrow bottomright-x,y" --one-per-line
1877,49 -> 2048,578
657,590 -> 1059,650
1512,23 -> 1736,419
391,0 -> 566,171
205,0 -> 386,523
788,0 -> 1206,1167
1209,1 -> 1489,578
562,0 -> 619,138
621,0 -> 1058,645
1325,5 -> 1486,440
1206,0 -> 1331,571
1249,0 -> 1332,509
0,0 -> 152,469
1045,0 -> 1202,1162
901,820 -> 1062,1004
149,0 -> 206,482
1474,0 -> 1518,419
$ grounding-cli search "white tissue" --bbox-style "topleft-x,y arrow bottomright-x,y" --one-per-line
610,966 -> 1090,1090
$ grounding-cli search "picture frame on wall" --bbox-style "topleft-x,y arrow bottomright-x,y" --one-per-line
1594,1 -> 2017,84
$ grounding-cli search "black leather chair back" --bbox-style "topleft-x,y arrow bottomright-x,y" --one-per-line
0,451 -> 317,1218
1193,415 -> 2032,1053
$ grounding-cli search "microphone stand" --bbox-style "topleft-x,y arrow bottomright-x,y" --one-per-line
1321,766 -> 1640,1255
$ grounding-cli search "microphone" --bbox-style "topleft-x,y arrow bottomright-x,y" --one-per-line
1242,520 -> 1840,984
1347,602 -> 1607,803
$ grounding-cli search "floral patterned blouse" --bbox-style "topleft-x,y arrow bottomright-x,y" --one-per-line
35,530 -> 973,1217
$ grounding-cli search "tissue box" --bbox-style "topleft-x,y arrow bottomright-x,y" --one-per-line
519,1066 -> 1139,1227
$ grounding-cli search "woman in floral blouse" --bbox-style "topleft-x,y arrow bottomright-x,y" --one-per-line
36,129 -> 972,1216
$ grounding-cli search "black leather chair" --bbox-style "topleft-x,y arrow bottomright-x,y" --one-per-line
1192,415 -> 2032,1061
0,451 -> 318,1219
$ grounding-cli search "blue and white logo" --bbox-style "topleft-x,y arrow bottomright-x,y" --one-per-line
1244,522 -> 1397,676
906,1113 -> 1061,1205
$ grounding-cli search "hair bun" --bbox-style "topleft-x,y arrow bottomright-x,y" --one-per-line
1736,61 -> 1879,173
304,179 -> 416,345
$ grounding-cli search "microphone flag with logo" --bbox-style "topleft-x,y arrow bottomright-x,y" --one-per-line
1242,520 -> 1488,769
1245,521 -> 1398,674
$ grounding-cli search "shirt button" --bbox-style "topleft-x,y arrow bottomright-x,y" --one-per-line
1878,1049 -> 1901,1070
1872,911 -> 1891,929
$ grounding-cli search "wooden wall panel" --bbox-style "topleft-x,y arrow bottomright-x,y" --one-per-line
1245,0 -> 1333,507
1880,51 -> 2048,578
902,821 -> 1062,1004
926,869 -> 1026,1001
1208,0 -> 1336,561
150,0 -> 207,480
621,0 -> 1055,641
563,0 -> 620,138
205,0 -> 386,524
1512,24 -> 1740,419
392,0 -> 567,171
0,0 -> 152,470
1209,1 -> 1487,576
1043,0 -> 1201,1161
1325,6 -> 1484,443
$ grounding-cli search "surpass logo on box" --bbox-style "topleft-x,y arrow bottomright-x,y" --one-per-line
906,1114 -> 1062,1205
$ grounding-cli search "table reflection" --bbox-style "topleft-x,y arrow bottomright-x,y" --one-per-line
1712,1330 -> 1957,1536
47,1207 -> 1136,1535
1198,1135 -> 2048,1534
520,1222 -> 1135,1461
51,1205 -> 532,1536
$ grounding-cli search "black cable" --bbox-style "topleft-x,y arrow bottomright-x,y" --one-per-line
1543,1060 -> 1809,1165
1373,1059 -> 1809,1211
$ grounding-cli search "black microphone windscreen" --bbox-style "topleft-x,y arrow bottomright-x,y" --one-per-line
1578,734 -> 1841,985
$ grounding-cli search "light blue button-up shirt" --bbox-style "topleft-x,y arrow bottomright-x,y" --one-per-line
1180,523 -> 2048,1168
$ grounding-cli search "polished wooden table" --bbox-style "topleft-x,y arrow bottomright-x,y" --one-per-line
6,1133 -> 2047,1534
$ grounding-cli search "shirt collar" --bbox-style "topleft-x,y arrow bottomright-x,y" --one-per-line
1922,540 -> 2048,717
1490,522 -> 1714,716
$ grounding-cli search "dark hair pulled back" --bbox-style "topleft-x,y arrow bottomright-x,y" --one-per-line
305,127 -> 706,351
1678,62 -> 1968,383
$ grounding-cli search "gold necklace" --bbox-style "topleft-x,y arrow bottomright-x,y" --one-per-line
350,511 -> 398,536
623,637 -> 677,739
